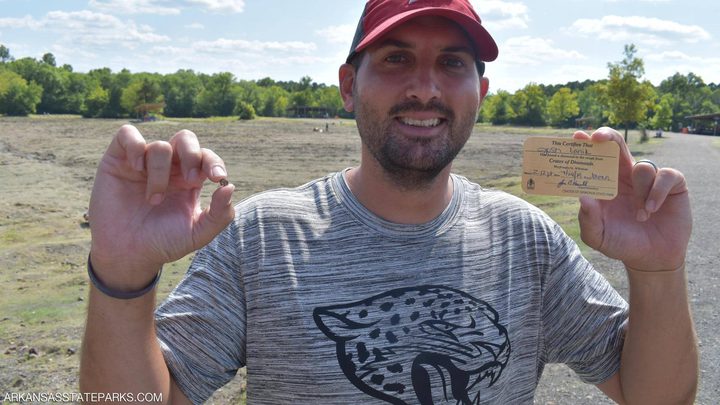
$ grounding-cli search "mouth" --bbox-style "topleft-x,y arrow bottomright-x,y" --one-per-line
398,117 -> 444,128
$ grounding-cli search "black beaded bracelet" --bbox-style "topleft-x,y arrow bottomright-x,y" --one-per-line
87,254 -> 162,299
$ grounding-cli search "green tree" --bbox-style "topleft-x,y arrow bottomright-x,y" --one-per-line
121,75 -> 164,118
83,83 -> 110,118
260,85 -> 290,117
235,100 -> 256,120
577,82 -> 608,128
236,80 -> 264,114
0,44 -> 12,63
482,90 -> 516,125
7,57 -> 87,114
510,90 -> 528,124
87,68 -> 132,117
547,87 -> 580,127
711,88 -> 720,107
512,83 -> 547,126
315,86 -> 343,117
197,72 -> 237,116
605,44 -> 655,141
659,72 -> 715,130
652,94 -> 674,131
0,69 -> 43,115
162,70 -> 202,117
42,52 -> 56,67
290,88 -> 314,108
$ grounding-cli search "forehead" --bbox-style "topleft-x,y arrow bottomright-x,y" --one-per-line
369,16 -> 474,51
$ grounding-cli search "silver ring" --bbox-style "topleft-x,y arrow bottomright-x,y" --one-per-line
634,159 -> 658,172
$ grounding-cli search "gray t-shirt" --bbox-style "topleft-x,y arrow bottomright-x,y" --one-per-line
155,171 -> 628,404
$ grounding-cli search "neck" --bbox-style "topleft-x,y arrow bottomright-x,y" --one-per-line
345,158 -> 454,225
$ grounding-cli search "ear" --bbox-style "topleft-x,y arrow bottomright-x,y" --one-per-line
339,63 -> 356,112
479,77 -> 490,102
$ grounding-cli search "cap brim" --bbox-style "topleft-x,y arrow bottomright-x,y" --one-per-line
351,7 -> 498,63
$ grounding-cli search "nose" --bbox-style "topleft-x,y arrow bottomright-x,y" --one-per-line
405,65 -> 441,103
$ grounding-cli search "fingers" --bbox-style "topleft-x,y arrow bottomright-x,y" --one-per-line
170,130 -> 203,183
201,148 -> 228,182
633,165 -> 688,221
193,184 -> 236,248
572,130 -> 590,140
107,126 -> 231,206
107,124 -> 147,172
632,161 -> 657,221
588,127 -> 635,174
144,141 -> 173,205
169,129 -> 228,185
578,195 -> 604,250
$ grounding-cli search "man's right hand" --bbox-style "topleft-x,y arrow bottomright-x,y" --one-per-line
87,124 -> 235,292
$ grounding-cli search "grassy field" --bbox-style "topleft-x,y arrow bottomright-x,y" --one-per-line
0,116 -> 657,401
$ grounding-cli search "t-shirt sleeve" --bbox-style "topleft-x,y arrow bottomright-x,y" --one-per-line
541,222 -> 629,385
154,219 -> 246,405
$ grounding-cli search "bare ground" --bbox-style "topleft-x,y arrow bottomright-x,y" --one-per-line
1,116 -> 716,403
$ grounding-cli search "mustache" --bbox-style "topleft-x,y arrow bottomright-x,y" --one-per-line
388,99 -> 455,120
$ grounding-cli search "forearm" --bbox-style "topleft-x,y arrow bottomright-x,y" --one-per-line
619,266 -> 698,404
79,279 -> 171,401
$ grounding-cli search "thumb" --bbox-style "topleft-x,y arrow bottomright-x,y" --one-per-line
192,184 -> 236,249
578,195 -> 604,250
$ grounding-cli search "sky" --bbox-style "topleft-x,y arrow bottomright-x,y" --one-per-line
0,0 -> 718,93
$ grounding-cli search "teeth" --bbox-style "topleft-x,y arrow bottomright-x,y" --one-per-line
401,117 -> 441,127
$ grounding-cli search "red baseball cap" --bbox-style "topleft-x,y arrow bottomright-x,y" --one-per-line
347,0 -> 499,64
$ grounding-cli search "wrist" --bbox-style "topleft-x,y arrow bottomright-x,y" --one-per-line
625,263 -> 686,274
88,254 -> 162,300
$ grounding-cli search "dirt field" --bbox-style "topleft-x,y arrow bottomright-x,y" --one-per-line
1,116 -> 713,403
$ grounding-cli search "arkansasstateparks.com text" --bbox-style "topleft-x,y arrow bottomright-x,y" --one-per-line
3,391 -> 163,403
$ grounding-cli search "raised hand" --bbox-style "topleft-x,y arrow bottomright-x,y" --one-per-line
88,125 -> 235,291
573,127 -> 691,272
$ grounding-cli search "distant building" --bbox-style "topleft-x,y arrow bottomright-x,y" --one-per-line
685,113 -> 720,136
286,106 -> 332,118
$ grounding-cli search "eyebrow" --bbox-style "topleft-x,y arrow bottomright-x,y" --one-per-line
374,38 -> 475,57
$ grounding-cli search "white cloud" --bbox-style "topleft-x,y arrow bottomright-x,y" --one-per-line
570,15 -> 711,46
0,11 -> 170,51
145,43 -> 340,83
472,0 -> 530,30
89,0 -> 181,15
0,15 -> 43,29
186,0 -> 245,13
185,22 -> 205,29
642,51 -> 720,85
48,10 -> 170,47
193,38 -> 317,53
315,24 -> 355,45
89,0 -> 245,15
645,50 -> 693,62
499,36 -> 586,65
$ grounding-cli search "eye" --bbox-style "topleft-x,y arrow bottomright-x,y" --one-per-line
441,56 -> 466,69
384,53 -> 408,64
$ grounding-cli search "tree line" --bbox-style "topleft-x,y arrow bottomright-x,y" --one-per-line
0,44 -> 344,120
480,45 -> 720,135
1,43 -> 719,133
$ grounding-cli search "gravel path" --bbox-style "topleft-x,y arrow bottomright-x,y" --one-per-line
535,133 -> 720,404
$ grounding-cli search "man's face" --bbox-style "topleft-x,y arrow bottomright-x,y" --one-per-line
344,16 -> 486,188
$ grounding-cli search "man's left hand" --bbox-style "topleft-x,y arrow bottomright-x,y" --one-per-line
573,127 -> 691,272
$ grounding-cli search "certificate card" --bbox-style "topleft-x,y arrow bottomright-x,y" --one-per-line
522,137 -> 619,200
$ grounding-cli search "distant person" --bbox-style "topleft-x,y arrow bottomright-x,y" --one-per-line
656,128 -> 663,138
80,0 -> 697,403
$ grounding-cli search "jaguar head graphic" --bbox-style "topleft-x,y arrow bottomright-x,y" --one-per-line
314,286 -> 510,404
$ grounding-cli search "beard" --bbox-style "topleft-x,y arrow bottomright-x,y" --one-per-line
354,96 -> 477,190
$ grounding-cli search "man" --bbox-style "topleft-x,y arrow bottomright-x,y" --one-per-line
80,0 -> 697,403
